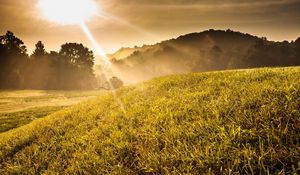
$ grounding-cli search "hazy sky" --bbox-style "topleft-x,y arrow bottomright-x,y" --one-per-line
0,0 -> 299,55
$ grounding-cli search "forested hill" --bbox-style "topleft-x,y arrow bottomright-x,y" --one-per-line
109,29 -> 300,83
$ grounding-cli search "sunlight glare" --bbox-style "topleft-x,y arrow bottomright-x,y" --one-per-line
37,0 -> 126,114
38,0 -> 99,25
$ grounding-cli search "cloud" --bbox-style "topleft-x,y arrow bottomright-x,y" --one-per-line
106,0 -> 298,6
103,0 -> 300,25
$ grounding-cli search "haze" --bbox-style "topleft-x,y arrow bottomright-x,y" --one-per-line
0,0 -> 299,55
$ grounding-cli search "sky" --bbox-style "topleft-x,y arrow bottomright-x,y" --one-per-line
0,0 -> 300,56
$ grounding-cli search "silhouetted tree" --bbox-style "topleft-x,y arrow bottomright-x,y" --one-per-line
31,41 -> 47,59
25,41 -> 51,89
58,43 -> 95,89
0,31 -> 28,88
0,31 -> 98,90
0,31 -> 27,55
47,51 -> 63,89
59,43 -> 94,69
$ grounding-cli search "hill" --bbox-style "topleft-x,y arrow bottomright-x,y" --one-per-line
1,67 -> 300,174
106,29 -> 300,84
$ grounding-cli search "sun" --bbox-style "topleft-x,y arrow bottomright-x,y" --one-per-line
38,0 -> 99,25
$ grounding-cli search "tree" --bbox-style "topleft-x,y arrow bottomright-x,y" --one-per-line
0,31 -> 27,55
0,31 -> 28,88
31,41 -> 47,59
25,41 -> 51,89
59,43 -> 94,70
58,43 -> 95,89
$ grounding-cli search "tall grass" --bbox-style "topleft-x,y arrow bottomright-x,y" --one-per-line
0,67 -> 299,174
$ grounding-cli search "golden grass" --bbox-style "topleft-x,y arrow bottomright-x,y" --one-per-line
0,90 -> 103,113
0,67 -> 299,174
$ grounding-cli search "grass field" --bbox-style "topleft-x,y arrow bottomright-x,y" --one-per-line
0,67 -> 300,174
0,90 -> 103,133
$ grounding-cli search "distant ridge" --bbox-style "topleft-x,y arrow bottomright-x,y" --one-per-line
104,29 -> 300,83
108,29 -> 260,61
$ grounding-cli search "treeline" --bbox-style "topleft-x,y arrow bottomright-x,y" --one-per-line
0,31 -> 96,90
240,38 -> 300,68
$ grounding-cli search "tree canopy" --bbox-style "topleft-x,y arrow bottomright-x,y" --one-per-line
0,31 -> 98,90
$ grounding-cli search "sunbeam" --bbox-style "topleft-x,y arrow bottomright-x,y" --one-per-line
37,0 -> 126,113
79,22 -> 112,67
79,22 -> 126,113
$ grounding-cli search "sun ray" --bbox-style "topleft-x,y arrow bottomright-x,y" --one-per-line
79,22 -> 112,67
79,22 -> 126,113
37,0 -> 126,113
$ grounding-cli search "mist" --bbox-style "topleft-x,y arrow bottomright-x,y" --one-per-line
96,29 -> 300,84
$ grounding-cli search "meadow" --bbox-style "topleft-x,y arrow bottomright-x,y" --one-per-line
0,90 -> 103,133
0,67 -> 299,174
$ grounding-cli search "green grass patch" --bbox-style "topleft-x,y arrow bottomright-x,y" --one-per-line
0,67 -> 300,174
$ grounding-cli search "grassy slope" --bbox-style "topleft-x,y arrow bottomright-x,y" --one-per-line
0,67 -> 300,174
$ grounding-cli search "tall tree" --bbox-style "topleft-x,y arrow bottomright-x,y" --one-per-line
58,43 -> 95,89
59,43 -> 94,69
0,31 -> 28,88
25,41 -> 51,89
0,31 -> 27,55
31,41 -> 47,59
